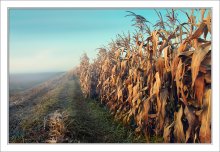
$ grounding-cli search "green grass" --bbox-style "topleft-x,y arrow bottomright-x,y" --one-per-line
84,99 -> 146,143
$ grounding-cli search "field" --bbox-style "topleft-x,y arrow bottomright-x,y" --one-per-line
9,72 -> 146,143
9,9 -> 211,143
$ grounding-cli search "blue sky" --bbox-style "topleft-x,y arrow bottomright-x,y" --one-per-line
9,8 -> 200,73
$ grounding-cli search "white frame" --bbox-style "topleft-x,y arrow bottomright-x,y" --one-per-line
1,0 -> 219,152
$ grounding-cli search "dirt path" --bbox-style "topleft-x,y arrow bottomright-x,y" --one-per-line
9,76 -> 145,143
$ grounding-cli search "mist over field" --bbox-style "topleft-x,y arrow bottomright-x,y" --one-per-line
9,72 -> 65,94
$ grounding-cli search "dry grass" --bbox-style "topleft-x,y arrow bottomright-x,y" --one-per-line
44,110 -> 68,143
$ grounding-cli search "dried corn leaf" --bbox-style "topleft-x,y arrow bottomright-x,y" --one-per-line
156,57 -> 165,81
178,50 -> 194,59
163,121 -> 174,143
132,83 -> 139,99
191,42 -> 211,87
112,65 -> 117,75
159,89 -> 168,131
174,106 -> 185,143
138,42 -> 143,58
152,30 -> 158,56
184,105 -> 196,142
117,88 -> 123,101
175,60 -> 183,101
204,72 -> 211,84
163,46 -> 170,72
153,72 -> 161,95
121,60 -> 127,72
204,11 -> 211,33
194,75 -> 205,106
190,22 -> 207,40
177,42 -> 187,53
115,49 -> 121,59
141,96 -> 153,125
171,55 -> 180,80
199,88 -> 211,143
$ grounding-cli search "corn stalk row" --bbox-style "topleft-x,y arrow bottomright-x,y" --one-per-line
76,9 -> 211,143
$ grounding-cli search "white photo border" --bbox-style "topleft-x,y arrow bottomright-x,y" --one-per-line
1,0 -> 219,152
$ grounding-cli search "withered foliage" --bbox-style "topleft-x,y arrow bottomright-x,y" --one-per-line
44,110 -> 68,143
76,9 -> 211,143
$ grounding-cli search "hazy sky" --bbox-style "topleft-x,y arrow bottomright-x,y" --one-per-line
9,9 -> 196,73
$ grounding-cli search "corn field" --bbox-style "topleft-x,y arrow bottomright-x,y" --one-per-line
76,9 -> 211,143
